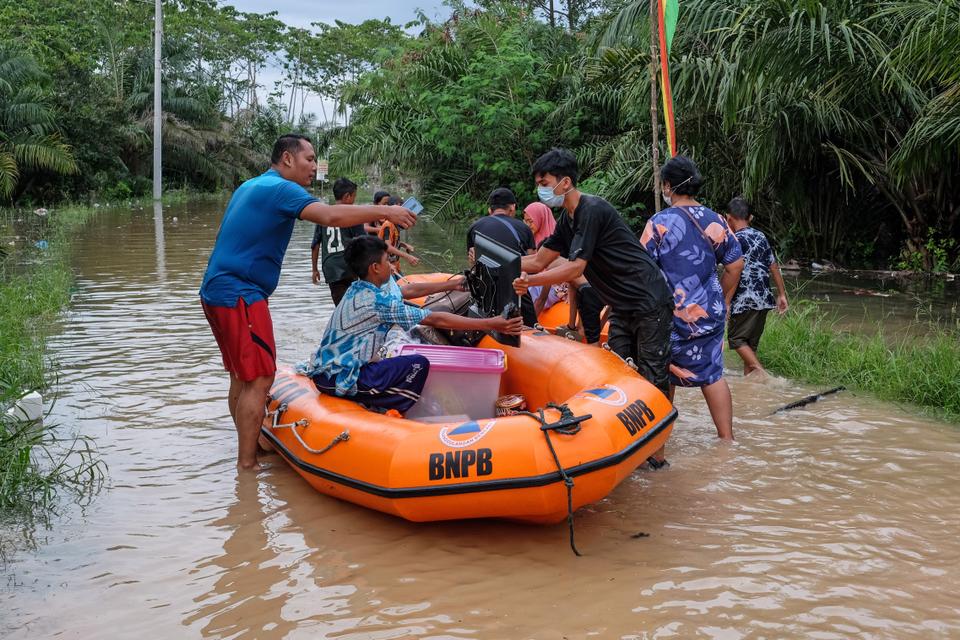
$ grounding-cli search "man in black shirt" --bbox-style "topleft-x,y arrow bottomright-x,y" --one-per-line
513,148 -> 673,400
311,178 -> 366,304
467,187 -> 538,326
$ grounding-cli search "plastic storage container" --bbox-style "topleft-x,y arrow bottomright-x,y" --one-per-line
398,344 -> 506,420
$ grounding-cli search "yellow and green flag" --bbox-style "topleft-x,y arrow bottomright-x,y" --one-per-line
658,0 -> 679,156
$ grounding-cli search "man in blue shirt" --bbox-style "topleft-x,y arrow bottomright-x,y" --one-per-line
300,235 -> 522,414
200,134 -> 417,471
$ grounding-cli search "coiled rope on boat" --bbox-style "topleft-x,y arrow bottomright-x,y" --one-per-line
516,403 -> 593,557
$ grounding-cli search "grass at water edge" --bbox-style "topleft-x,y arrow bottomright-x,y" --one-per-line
757,302 -> 960,422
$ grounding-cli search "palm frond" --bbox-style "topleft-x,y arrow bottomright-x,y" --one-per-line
0,150 -> 20,198
12,137 -> 78,175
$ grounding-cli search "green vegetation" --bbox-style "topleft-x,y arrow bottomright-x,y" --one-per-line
0,0 -> 405,205
338,5 -> 582,219
1,206 -> 104,516
338,1 -> 960,272
759,302 -> 960,420
0,49 -> 78,198
2,0 -> 956,270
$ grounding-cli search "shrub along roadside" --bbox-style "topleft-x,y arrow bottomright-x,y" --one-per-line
0,204 -> 105,517
757,302 -> 960,422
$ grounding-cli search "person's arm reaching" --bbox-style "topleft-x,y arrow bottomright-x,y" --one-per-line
720,257 -> 745,309
400,275 -> 466,299
301,203 -> 416,230
520,245 -> 560,274
311,244 -> 321,285
771,263 -> 789,314
384,243 -> 419,266
422,312 -> 523,335
513,258 -> 586,296
534,284 -> 551,316
394,247 -> 420,267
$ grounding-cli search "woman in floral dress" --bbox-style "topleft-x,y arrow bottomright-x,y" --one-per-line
641,156 -> 744,446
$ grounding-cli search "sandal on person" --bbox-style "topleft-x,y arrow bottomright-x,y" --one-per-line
644,456 -> 670,470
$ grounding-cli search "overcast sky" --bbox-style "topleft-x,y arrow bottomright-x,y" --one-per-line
224,0 -> 451,125
228,0 -> 450,30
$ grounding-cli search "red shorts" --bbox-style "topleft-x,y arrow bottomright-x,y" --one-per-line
202,298 -> 277,382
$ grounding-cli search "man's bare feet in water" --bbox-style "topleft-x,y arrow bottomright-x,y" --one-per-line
237,459 -> 272,472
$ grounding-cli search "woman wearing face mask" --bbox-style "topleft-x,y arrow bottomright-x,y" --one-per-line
640,156 -> 744,453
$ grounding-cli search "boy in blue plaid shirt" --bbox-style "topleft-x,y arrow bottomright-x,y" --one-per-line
300,235 -> 521,413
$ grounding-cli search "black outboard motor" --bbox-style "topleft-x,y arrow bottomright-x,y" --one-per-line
466,233 -> 522,347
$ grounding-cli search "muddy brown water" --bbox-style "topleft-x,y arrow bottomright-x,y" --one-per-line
3,201 -> 960,638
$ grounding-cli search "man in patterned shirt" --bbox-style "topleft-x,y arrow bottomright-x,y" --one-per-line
726,197 -> 789,375
299,235 -> 522,413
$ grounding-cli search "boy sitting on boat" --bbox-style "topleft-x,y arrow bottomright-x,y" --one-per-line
298,235 -> 522,414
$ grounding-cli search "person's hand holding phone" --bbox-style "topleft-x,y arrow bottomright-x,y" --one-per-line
384,206 -> 417,229
402,197 -> 424,215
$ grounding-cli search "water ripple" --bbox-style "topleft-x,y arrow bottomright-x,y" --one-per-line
3,204 -> 960,639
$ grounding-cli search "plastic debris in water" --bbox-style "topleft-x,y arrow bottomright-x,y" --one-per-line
6,390 -> 43,423
34,240 -> 49,250
33,207 -> 49,217
772,386 -> 846,414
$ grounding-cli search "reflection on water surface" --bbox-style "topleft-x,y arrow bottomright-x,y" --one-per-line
2,202 -> 959,639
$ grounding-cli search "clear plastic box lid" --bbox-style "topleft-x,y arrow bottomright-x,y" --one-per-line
397,344 -> 505,373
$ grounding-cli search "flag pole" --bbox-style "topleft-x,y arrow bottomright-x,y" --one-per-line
658,0 -> 678,157
649,0 -> 661,206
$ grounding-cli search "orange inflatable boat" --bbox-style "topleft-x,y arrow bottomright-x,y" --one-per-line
536,300 -> 610,343
261,328 -> 676,525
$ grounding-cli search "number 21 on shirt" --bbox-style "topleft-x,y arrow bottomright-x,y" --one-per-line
325,227 -> 345,254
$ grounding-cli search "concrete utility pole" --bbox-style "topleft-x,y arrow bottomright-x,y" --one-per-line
153,0 -> 163,200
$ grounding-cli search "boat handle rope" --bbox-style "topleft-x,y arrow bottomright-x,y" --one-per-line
267,403 -> 350,455
601,342 -> 638,371
515,403 -> 593,557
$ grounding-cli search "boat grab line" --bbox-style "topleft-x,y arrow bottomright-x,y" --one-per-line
260,407 -> 678,499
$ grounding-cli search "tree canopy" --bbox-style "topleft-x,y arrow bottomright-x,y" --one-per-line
0,0 -> 956,270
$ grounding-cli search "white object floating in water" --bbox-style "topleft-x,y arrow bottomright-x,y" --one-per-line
33,207 -> 49,217
6,390 -> 43,423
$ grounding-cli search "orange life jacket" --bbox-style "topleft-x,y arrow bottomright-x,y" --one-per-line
377,220 -> 399,248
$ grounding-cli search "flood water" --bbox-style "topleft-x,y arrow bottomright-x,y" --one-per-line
3,201 -> 960,638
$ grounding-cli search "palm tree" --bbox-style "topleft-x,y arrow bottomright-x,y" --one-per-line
570,0 -> 959,267
336,7 -> 577,219
118,44 -> 267,189
0,49 -> 77,199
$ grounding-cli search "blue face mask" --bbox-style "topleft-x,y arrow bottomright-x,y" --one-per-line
537,180 -> 569,208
